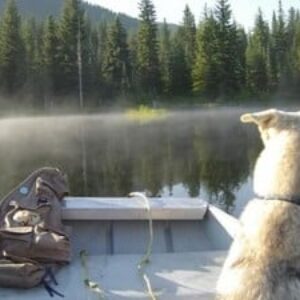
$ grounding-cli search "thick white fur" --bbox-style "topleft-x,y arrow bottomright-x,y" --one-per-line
216,109 -> 300,300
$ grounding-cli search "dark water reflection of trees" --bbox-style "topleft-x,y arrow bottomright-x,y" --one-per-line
0,109 -> 261,214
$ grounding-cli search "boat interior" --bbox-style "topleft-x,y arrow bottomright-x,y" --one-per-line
0,197 -> 240,299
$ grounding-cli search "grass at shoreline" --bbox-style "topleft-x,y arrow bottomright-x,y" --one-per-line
126,105 -> 168,123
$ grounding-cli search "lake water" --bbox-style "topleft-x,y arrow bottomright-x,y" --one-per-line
0,108 -> 262,217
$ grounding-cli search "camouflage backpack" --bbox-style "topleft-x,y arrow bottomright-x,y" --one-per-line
0,168 -> 71,295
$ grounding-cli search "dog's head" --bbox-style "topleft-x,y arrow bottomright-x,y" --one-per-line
241,109 -> 300,202
241,109 -> 300,145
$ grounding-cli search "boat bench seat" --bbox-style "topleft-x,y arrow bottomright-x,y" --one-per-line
61,199 -> 237,255
62,197 -> 208,220
0,250 -> 226,299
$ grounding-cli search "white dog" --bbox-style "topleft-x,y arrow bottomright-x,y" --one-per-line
216,109 -> 300,300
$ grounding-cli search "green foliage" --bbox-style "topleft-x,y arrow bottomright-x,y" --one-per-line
269,1 -> 288,90
102,17 -> 131,96
128,33 -> 138,93
1,0 -> 300,107
246,9 -> 270,94
235,26 -> 248,89
214,0 -> 245,97
0,0 -> 25,94
286,8 -> 299,88
126,105 -> 167,123
246,39 -> 269,94
192,12 -> 219,97
159,19 -> 172,94
42,16 -> 62,96
193,1 -> 246,99
58,0 -> 84,95
23,18 -> 44,99
170,27 -> 190,95
181,5 -> 196,92
136,0 -> 160,96
182,5 -> 196,66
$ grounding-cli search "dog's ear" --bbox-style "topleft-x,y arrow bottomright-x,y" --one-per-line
240,109 -> 279,128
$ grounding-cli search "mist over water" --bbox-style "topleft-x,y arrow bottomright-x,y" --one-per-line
0,108 -> 262,216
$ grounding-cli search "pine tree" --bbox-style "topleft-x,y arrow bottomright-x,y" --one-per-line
246,39 -> 269,94
277,0 -> 287,73
58,0 -> 86,96
215,0 -> 242,97
128,33 -> 138,93
102,17 -> 130,96
246,9 -> 270,94
193,0 -> 244,98
170,27 -> 190,95
192,11 -> 219,97
254,9 -> 270,56
235,25 -> 248,90
0,0 -> 25,94
23,18 -> 44,98
23,18 -> 36,80
136,0 -> 160,97
97,22 -> 108,95
88,24 -> 100,97
181,5 -> 196,92
42,15 -> 61,98
269,12 -> 279,90
271,1 -> 289,90
287,8 -> 297,47
293,14 -> 300,91
159,19 -> 172,94
286,8 -> 298,89
82,18 -> 99,100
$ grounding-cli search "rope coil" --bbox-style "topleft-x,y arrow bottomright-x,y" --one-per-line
129,192 -> 158,300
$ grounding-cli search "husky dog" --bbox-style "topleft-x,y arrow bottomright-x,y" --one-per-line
216,109 -> 300,300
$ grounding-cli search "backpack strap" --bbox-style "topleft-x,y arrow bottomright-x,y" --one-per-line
41,267 -> 64,298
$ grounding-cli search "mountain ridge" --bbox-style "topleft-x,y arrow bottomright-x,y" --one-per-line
0,0 -> 177,32
0,0 -> 139,30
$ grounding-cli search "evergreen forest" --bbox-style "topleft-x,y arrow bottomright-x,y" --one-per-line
0,0 -> 299,109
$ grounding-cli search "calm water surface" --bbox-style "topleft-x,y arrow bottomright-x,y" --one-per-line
0,108 -> 262,217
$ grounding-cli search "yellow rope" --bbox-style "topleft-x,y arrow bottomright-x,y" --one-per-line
129,192 -> 158,300
79,250 -> 105,300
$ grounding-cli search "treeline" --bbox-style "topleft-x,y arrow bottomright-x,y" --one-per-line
0,0 -> 300,108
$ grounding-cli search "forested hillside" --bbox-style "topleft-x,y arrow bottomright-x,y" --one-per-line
0,0 -> 139,30
0,0 -> 299,110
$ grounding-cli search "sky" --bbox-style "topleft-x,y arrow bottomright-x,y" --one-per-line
85,0 -> 300,30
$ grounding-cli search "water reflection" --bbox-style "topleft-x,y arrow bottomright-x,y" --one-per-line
0,109 -> 261,216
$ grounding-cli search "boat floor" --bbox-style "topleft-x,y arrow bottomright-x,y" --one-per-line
0,250 -> 226,299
